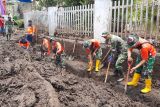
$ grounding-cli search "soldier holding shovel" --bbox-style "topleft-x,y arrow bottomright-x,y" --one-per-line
102,32 -> 127,82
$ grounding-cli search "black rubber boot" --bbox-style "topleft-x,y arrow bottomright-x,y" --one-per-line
9,34 -> 11,41
6,34 -> 9,41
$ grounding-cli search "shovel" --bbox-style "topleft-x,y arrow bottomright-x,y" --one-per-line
100,49 -> 111,69
104,61 -> 111,83
68,39 -> 77,60
124,61 -> 133,93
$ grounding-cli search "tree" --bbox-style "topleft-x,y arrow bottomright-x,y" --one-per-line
35,0 -> 94,9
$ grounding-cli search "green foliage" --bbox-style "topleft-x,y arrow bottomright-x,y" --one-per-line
14,19 -> 24,28
36,0 -> 94,8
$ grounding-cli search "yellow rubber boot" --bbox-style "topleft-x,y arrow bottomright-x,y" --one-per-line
95,60 -> 100,72
127,73 -> 140,86
141,79 -> 152,93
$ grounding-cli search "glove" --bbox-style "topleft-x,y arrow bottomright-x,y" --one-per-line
107,55 -> 113,63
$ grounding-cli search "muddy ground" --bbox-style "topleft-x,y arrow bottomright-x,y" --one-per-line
0,35 -> 160,107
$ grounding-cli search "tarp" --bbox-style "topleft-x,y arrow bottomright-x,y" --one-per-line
18,0 -> 32,3
0,0 -> 6,15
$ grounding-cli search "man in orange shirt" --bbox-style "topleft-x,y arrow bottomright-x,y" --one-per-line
83,39 -> 102,72
19,37 -> 30,49
51,38 -> 64,66
26,20 -> 35,45
41,37 -> 51,56
127,34 -> 156,93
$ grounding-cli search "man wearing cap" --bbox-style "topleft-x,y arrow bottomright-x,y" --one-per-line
83,39 -> 102,72
5,17 -> 13,41
51,37 -> 64,66
127,34 -> 156,93
102,32 -> 127,81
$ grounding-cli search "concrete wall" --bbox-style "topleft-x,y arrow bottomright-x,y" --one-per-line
94,0 -> 112,43
48,7 -> 58,35
23,11 -> 48,31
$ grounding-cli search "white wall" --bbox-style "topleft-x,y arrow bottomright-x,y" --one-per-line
48,7 -> 58,35
94,0 -> 112,43
24,11 -> 48,29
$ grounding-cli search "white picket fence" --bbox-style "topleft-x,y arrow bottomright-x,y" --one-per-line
24,0 -> 160,41
55,4 -> 94,37
110,0 -> 160,40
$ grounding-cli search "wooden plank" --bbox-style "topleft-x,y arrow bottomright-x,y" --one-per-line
71,6 -> 73,34
113,1 -> 117,34
117,0 -> 120,36
140,0 -> 144,34
145,0 -> 149,39
63,8 -> 66,32
121,0 -> 125,37
75,6 -> 78,34
150,0 -> 155,39
79,5 -> 83,35
84,5 -> 87,36
78,6 -> 80,34
156,3 -> 160,41
88,4 -> 90,36
67,7 -> 69,33
125,0 -> 129,36
135,1 -> 138,31
69,7 -> 71,33
109,1 -> 113,33
58,8 -> 61,32
91,4 -> 93,36
57,9 -> 59,29
130,0 -> 133,32
83,5 -> 85,35
72,6 -> 76,34
61,8 -> 64,33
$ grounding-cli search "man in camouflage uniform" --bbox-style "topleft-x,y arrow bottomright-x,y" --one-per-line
102,32 -> 127,81
83,39 -> 102,72
127,34 -> 156,93
5,17 -> 13,41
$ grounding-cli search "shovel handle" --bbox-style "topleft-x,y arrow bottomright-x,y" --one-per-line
124,61 -> 133,93
104,62 -> 111,83
102,49 -> 111,63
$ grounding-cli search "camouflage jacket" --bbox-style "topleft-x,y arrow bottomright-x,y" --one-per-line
109,35 -> 127,55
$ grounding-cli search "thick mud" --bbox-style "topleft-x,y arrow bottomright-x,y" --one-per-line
0,35 -> 160,107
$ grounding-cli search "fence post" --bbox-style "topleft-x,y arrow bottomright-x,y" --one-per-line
94,0 -> 112,43
48,7 -> 58,35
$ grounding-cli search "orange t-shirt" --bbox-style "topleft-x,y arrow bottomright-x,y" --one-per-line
90,39 -> 100,49
42,38 -> 50,55
140,43 -> 156,60
52,41 -> 64,54
129,43 -> 156,60
86,39 -> 100,54
19,41 -> 30,49
27,26 -> 35,35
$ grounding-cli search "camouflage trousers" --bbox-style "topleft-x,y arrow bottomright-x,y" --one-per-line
135,55 -> 155,79
114,52 -> 127,71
